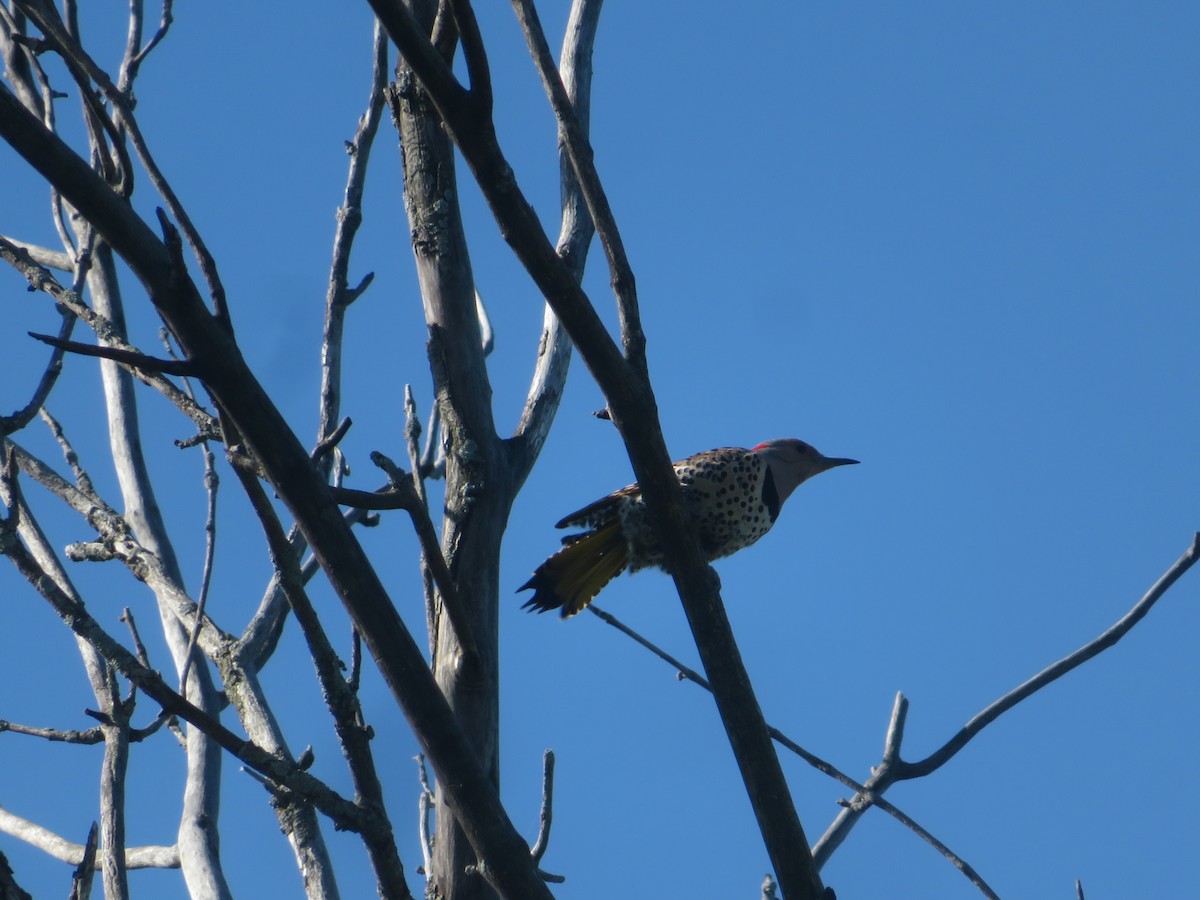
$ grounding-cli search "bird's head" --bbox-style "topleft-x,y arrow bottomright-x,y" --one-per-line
752,438 -> 859,505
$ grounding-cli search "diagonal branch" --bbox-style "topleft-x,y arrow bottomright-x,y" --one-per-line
232,458 -> 410,899
813,533 -> 1200,869
0,803 -> 178,870
367,2 -> 825,895
0,234 -> 74,270
0,462 -> 370,834
0,66 -> 554,900
903,532 -> 1200,778
447,0 -> 492,112
0,232 -> 217,433
508,0 -> 644,369
318,20 -> 387,463
13,0 -> 228,321
587,605 -> 1001,897
329,457 -> 481,667
28,331 -> 198,375
8,432 -> 236,667
117,0 -> 175,91
511,0 -> 602,475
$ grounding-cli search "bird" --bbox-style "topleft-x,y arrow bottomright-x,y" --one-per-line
519,438 -> 858,617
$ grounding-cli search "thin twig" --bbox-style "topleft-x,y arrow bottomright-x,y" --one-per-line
229,459 -> 410,896
39,408 -> 98,499
0,720 -> 104,744
29,330 -> 198,375
0,234 -> 212,432
403,387 -> 428,508
510,0 -> 601,468
586,605 -> 1000,896
905,533 -> 1200,778
312,416 -> 353,465
178,441 -> 218,692
415,755 -> 435,879
403,386 -> 438,657
420,399 -> 443,478
14,0 -> 228,319
528,749 -> 564,882
118,0 -> 174,90
1,505 -> 372,831
318,20 -> 387,473
814,534 -> 1200,869
508,0 -> 644,368
447,0 -> 492,111
369,451 -> 480,663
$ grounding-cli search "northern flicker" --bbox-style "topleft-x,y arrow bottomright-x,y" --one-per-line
519,438 -> 858,617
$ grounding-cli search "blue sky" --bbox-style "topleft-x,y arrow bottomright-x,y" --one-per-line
2,3 -> 1198,898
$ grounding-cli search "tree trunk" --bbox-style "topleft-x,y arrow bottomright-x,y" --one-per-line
390,6 -> 512,896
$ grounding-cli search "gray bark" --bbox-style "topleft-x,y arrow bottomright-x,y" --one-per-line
88,244 -> 234,900
391,14 -> 507,897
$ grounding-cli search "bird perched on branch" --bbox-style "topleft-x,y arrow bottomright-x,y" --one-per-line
519,438 -> 858,617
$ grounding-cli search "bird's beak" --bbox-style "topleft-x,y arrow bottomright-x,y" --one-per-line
821,456 -> 860,470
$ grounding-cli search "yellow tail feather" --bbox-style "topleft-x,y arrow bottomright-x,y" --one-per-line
519,520 -> 629,617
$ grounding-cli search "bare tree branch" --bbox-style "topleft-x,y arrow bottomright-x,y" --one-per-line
117,0 -> 174,91
178,439 -> 218,691
0,233 -> 73,270
231,461 -> 408,899
318,20 -> 388,467
0,720 -> 105,744
28,330 -> 198,375
13,0 -> 228,321
510,0 -> 601,478
587,605 -> 1000,897
0,234 -> 217,432
0,69 -> 555,899
528,749 -> 564,883
366,3 -> 826,894
0,804 -> 178,870
813,533 -> 1200,868
368,451 -> 480,663
8,438 -> 235,662
508,0 -> 645,369
0,512 -> 373,835
909,533 -> 1200,776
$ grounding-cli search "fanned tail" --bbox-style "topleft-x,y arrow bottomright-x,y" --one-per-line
518,520 -> 628,618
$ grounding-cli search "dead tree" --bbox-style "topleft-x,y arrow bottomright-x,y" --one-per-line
1,3 -> 1195,900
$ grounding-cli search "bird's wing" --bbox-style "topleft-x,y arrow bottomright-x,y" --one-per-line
554,483 -> 639,529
